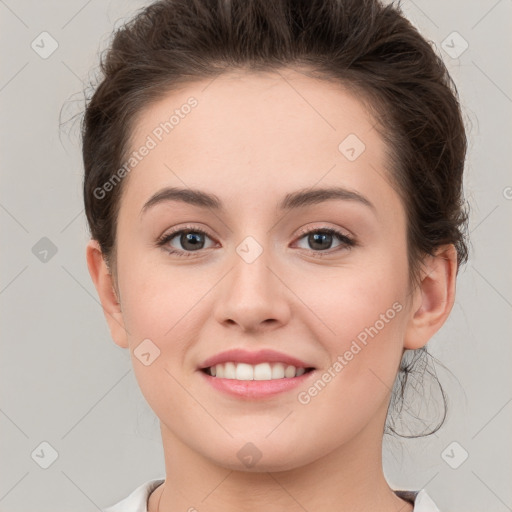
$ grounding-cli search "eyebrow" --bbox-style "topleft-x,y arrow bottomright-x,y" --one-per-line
139,185 -> 376,218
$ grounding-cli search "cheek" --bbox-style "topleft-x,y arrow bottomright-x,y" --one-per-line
118,251 -> 210,341
294,296 -> 407,451
292,253 -> 409,399
292,253 -> 408,343
119,267 -> 203,418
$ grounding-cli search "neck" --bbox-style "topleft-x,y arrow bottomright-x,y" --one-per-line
149,410 -> 413,512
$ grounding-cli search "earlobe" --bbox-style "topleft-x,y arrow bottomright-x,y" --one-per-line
85,239 -> 129,349
404,244 -> 458,350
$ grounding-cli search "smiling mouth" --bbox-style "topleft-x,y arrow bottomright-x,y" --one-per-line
201,362 -> 315,380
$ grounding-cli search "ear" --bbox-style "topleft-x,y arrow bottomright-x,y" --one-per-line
85,239 -> 129,349
404,244 -> 458,350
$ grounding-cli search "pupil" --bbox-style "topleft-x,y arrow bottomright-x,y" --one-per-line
310,232 -> 331,250
182,232 -> 204,250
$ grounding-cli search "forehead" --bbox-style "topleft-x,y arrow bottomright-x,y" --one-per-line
121,68 -> 398,217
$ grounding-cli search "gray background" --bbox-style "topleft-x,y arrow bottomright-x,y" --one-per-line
1,1 -> 511,511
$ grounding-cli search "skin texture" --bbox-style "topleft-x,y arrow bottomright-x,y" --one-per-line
86,68 -> 457,512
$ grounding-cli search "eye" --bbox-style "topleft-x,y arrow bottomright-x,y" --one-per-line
293,226 -> 356,256
156,225 -> 217,258
156,224 -> 356,258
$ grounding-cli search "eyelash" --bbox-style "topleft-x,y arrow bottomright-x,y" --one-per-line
156,224 -> 356,259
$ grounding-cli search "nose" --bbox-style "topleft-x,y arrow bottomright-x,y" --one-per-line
213,240 -> 292,333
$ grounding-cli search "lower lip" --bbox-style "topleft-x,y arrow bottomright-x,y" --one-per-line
198,370 -> 315,399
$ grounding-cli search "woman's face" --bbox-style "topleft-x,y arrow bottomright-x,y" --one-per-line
93,69 -> 424,471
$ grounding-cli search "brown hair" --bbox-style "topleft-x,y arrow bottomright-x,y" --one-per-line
81,0 -> 469,436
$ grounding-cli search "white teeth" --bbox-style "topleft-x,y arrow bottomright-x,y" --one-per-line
254,363 -> 272,380
271,363 -> 285,379
208,362 -> 309,380
284,365 -> 296,378
235,363 -> 253,380
224,362 -> 236,379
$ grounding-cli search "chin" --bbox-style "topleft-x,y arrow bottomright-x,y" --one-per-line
217,454 -> 308,473
201,435 -> 314,473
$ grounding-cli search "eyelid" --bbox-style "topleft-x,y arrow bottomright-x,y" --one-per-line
156,224 -> 217,248
157,223 -> 214,240
292,224 -> 357,257
294,223 -> 354,240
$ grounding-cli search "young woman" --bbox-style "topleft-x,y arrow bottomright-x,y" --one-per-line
83,0 -> 469,510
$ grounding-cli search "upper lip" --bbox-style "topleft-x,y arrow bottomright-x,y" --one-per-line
198,349 -> 314,370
